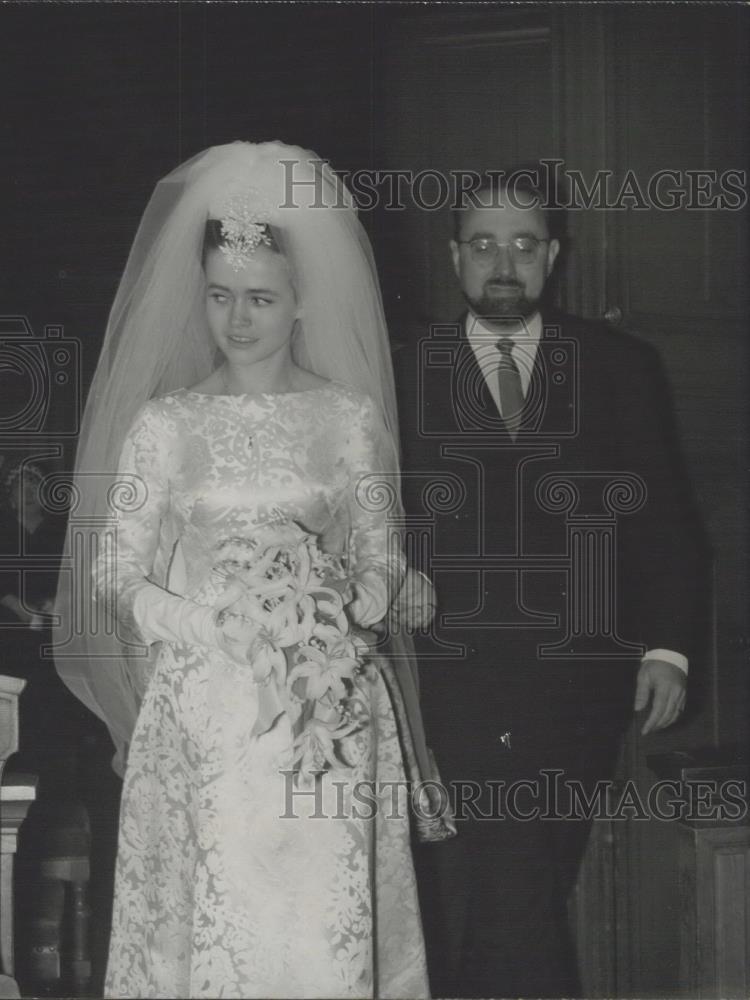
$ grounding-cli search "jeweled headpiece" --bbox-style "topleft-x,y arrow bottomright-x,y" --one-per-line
214,185 -> 274,271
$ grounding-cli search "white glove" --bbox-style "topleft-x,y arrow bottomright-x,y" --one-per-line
215,612 -> 259,667
131,583 -> 263,671
132,584 -> 219,648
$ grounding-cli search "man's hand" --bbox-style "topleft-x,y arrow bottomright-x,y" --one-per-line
634,658 -> 687,734
349,571 -> 389,629
388,569 -> 437,632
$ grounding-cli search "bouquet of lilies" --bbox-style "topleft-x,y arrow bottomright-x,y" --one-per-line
211,520 -> 373,781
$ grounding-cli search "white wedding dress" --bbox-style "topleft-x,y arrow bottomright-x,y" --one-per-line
101,383 -> 429,999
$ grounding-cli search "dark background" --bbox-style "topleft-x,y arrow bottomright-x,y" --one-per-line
1,3 -> 385,391
1,2 -> 748,997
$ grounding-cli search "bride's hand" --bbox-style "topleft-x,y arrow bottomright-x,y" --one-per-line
216,613 -> 257,666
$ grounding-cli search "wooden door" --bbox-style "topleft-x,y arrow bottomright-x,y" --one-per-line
603,8 -> 749,995
377,8 -> 562,328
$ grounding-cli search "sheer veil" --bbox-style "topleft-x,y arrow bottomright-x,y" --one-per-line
53,141 -> 422,775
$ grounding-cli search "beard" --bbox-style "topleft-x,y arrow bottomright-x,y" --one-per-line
463,280 -> 541,327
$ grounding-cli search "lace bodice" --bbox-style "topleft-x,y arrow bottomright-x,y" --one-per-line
102,383 -> 403,646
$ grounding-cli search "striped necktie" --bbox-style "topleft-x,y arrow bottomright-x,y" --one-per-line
495,338 -> 524,439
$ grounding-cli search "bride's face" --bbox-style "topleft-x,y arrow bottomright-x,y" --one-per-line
204,246 -> 299,366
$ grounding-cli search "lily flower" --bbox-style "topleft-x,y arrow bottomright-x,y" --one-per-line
292,716 -> 360,778
288,638 -> 359,702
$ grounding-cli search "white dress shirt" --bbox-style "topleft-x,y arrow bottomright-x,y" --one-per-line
464,310 -> 688,675
466,311 -> 542,414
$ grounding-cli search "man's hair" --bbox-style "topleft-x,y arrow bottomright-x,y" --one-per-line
452,162 -> 567,243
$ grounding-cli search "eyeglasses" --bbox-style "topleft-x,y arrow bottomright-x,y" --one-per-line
458,236 -> 549,266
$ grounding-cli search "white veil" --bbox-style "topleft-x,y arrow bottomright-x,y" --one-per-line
53,141 -> 419,774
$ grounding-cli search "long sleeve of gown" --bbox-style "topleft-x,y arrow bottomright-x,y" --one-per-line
342,396 -> 405,626
94,402 -> 217,650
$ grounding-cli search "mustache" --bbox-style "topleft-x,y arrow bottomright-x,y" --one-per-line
485,279 -> 524,290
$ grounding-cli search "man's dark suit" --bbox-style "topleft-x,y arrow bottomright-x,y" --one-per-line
396,308 -> 706,998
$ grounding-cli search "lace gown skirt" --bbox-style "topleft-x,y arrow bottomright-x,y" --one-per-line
104,639 -> 428,999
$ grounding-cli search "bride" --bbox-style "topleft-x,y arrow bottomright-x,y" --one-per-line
54,142 -> 432,998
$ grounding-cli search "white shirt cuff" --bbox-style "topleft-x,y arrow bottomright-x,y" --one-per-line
643,648 -> 688,675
